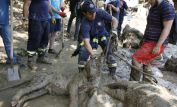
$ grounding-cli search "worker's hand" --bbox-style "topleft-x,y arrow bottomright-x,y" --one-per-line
111,29 -> 118,37
22,17 -> 28,30
90,49 -> 97,59
58,12 -> 67,18
152,45 -> 161,55
90,54 -> 97,59
107,4 -> 113,10
51,16 -> 56,24
61,6 -> 65,12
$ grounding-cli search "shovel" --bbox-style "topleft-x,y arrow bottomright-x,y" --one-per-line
7,0 -> 20,81
56,11 -> 65,58
100,7 -> 113,73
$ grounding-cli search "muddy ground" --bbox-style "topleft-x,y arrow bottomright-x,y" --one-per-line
0,2 -> 177,107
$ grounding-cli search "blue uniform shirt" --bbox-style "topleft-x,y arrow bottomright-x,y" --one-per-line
80,9 -> 112,40
144,0 -> 175,44
0,0 -> 9,24
50,0 -> 61,19
29,0 -> 49,21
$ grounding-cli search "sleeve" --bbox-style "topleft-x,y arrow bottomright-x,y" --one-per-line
99,9 -> 112,22
162,2 -> 175,21
80,20 -> 91,39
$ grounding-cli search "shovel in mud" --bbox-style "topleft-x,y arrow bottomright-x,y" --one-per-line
6,0 -> 20,81
56,10 -> 65,58
100,8 -> 114,73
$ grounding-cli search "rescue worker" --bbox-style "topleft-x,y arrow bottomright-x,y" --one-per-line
130,0 -> 175,83
105,0 -> 120,52
105,0 -> 120,33
23,0 -> 54,70
66,0 -> 80,40
0,0 -> 17,64
118,0 -> 128,37
78,0 -> 118,76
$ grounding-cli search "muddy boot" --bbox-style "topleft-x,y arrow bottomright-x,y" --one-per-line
37,56 -> 52,64
78,67 -> 85,73
129,59 -> 142,81
78,61 -> 86,73
109,67 -> 116,76
109,67 -> 118,80
143,65 -> 157,84
48,49 -> 57,54
27,56 -> 37,70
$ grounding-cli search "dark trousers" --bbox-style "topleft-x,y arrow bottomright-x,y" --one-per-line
27,20 -> 49,56
118,15 -> 125,34
67,11 -> 81,40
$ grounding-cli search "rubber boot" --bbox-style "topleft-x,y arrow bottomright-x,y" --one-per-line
37,49 -> 52,64
109,67 -> 116,76
129,59 -> 142,81
109,67 -> 118,80
37,55 -> 52,64
28,56 -> 37,70
78,61 -> 86,73
78,67 -> 85,73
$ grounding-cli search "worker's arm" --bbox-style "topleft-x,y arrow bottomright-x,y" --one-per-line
83,38 -> 94,55
50,6 -> 59,13
50,0 -> 64,13
109,4 -> 119,12
23,0 -> 31,18
152,20 -> 174,54
111,16 -> 118,29
48,0 -> 54,17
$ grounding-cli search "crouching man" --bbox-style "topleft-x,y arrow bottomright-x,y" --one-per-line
78,0 -> 118,76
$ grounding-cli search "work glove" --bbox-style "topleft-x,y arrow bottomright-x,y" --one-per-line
58,12 -> 67,18
51,16 -> 56,24
61,6 -> 65,12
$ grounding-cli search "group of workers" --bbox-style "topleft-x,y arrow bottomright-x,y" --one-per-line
0,0 -> 176,84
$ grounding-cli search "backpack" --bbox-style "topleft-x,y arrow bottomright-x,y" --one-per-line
168,12 -> 177,45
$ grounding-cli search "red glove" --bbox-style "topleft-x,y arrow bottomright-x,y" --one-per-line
61,7 -> 65,12
58,12 -> 66,18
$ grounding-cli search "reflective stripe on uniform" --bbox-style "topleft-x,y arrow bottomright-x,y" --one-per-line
108,63 -> 117,67
38,48 -> 46,52
93,38 -> 98,43
101,36 -> 106,41
79,38 -> 98,46
80,41 -> 84,46
78,64 -> 85,68
27,51 -> 36,56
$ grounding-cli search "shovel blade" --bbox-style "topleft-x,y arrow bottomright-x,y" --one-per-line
7,65 -> 20,81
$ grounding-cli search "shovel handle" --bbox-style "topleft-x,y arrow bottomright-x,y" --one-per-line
56,16 -> 65,58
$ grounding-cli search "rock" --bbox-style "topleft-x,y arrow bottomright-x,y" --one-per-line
165,56 -> 177,72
